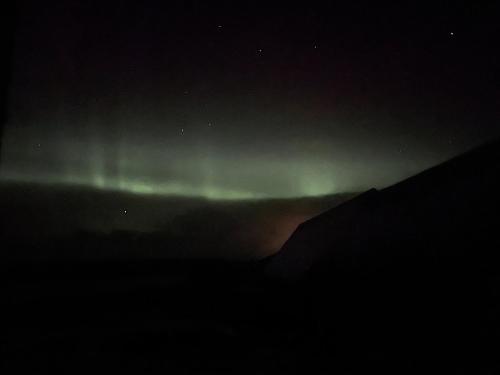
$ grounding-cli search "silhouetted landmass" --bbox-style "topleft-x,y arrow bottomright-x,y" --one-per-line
0,181 -> 353,259
267,138 -> 500,372
4,140 -> 500,374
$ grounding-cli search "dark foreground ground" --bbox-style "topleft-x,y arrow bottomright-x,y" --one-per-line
3,257 -> 310,374
3,251 -> 500,374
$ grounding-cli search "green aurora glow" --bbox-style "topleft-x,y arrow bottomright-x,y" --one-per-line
0,132 -> 341,200
2,1 -> 496,200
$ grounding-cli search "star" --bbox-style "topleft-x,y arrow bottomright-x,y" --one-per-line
123,209 -> 127,214
257,48 -> 263,53
450,32 -> 454,36
181,128 -> 184,135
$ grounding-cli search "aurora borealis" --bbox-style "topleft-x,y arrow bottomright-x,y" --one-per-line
1,1 -> 499,200
3,4 -> 500,372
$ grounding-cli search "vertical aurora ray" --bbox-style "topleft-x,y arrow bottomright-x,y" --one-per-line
1,0 -> 497,203
0,117 -> 441,201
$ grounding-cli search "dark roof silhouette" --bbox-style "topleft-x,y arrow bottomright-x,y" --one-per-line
267,139 -> 500,280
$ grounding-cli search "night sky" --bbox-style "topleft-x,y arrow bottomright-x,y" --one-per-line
2,1 -> 499,199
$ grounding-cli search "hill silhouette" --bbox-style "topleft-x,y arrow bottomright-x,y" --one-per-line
0,181 -> 353,260
268,138 -> 500,278
266,138 -> 500,372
